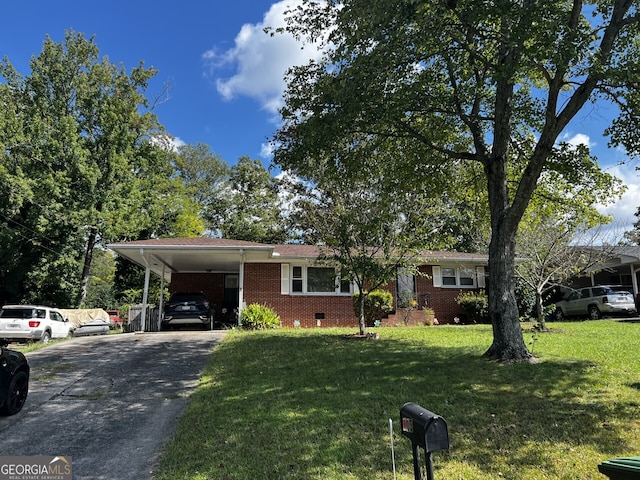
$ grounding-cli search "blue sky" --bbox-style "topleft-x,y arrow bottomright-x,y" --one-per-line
1,1 -> 319,164
2,1 -> 639,236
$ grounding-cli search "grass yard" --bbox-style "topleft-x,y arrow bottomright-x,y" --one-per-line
155,320 -> 640,479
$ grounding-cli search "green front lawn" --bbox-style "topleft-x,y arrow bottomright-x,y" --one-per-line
155,321 -> 640,479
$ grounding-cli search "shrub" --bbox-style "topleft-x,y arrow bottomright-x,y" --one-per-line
424,308 -> 436,326
241,303 -> 281,330
455,290 -> 489,323
353,289 -> 393,326
515,278 -> 536,320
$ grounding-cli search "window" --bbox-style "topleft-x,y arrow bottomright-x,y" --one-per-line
459,268 -> 475,286
286,265 -> 351,295
307,267 -> 336,292
292,266 -> 303,293
397,269 -> 417,308
433,266 -> 482,288
441,268 -> 457,286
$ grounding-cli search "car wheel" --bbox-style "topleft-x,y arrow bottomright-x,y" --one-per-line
0,370 -> 29,416
40,330 -> 51,344
554,308 -> 565,321
588,306 -> 602,320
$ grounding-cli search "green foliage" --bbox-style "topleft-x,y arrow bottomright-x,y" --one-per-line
455,290 -> 489,323
113,257 -> 166,305
352,289 -> 393,327
284,136 -> 447,336
240,303 -> 281,330
172,142 -> 229,232
273,0 -> 640,360
515,277 -> 536,320
208,156 -> 289,243
82,248 -> 117,309
0,30 -> 196,306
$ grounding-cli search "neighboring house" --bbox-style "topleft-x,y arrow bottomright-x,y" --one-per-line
107,238 -> 489,329
561,245 -> 640,298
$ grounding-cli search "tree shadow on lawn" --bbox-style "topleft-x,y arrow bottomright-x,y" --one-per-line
171,331 -> 637,479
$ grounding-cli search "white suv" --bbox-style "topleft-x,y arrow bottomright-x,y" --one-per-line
0,305 -> 73,343
554,286 -> 637,320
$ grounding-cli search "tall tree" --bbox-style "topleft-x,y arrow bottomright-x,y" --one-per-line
273,1 -> 640,361
289,139 -> 453,335
516,155 -> 625,327
172,142 -> 230,228
516,215 -> 623,328
209,156 -> 288,243
0,30 -> 188,306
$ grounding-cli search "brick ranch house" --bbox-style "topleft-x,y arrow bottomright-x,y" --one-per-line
107,237 -> 489,329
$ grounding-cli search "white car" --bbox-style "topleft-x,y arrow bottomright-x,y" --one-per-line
0,305 -> 73,343
554,286 -> 637,320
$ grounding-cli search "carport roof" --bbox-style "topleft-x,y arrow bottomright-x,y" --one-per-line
107,237 -> 489,281
108,238 -> 276,280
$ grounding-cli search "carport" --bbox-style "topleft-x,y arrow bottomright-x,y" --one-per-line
584,245 -> 640,296
107,238 -> 279,330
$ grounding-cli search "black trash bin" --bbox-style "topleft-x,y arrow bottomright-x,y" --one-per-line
598,456 -> 640,479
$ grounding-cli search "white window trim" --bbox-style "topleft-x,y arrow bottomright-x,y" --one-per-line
432,265 -> 484,289
282,264 -> 352,296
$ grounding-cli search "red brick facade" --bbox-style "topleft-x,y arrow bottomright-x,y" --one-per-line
171,263 -> 485,327
170,272 -> 225,310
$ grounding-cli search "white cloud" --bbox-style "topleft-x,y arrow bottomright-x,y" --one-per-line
597,164 -> 640,233
556,132 -> 637,234
260,141 -> 276,159
564,132 -> 594,149
203,0 -> 325,115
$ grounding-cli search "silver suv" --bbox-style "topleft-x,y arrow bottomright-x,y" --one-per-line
554,286 -> 637,320
0,305 -> 73,343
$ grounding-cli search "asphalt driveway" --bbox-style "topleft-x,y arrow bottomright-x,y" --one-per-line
0,331 -> 224,480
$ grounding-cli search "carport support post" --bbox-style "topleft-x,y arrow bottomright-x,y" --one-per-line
159,264 -> 165,331
140,265 -> 151,332
238,250 -> 245,326
631,263 -> 639,298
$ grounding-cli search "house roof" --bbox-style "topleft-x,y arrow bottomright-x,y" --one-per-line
585,245 -> 640,271
107,237 -> 488,281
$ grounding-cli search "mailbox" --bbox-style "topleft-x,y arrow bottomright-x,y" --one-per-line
400,402 -> 449,453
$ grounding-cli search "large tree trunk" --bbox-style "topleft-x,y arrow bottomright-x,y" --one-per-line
483,35 -> 534,361
79,228 -> 98,306
484,224 -> 532,361
358,292 -> 367,336
535,288 -> 547,330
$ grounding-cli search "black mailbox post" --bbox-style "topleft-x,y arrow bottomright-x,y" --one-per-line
400,402 -> 449,480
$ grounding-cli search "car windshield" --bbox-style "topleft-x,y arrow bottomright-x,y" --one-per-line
0,308 -> 35,319
170,293 -> 206,303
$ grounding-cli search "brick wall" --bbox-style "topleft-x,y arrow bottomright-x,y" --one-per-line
169,272 -> 225,315
419,265 -> 478,324
171,263 -> 485,327
243,263 -> 358,328
381,266 -> 483,325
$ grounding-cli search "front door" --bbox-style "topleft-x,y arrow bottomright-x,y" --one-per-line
223,274 -> 239,315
